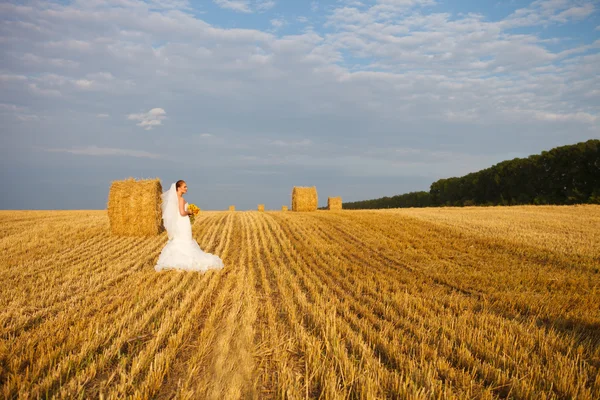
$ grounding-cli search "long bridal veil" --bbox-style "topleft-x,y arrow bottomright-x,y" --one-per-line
155,182 -> 224,272
161,183 -> 182,240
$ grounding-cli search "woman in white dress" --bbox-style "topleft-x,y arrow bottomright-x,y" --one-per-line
155,180 -> 224,272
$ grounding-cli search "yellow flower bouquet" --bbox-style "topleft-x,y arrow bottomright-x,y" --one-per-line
188,203 -> 200,224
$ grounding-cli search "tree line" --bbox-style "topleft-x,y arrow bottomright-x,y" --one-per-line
343,139 -> 600,209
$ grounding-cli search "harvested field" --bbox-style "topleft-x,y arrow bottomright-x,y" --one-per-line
1,206 -> 599,399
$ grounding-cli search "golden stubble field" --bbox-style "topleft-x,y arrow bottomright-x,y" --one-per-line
1,206 -> 599,399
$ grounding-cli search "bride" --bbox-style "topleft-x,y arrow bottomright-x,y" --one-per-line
155,180 -> 224,272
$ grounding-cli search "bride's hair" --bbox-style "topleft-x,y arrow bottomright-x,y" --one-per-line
176,180 -> 186,190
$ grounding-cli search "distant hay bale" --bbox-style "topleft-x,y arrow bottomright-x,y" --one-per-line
107,178 -> 162,236
292,186 -> 318,212
229,205 -> 236,211
327,197 -> 342,210
258,204 -> 265,211
282,206 -> 288,211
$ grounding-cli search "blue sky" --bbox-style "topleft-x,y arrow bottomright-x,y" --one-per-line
1,0 -> 599,210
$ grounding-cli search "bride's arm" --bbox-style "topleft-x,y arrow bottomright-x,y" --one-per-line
178,196 -> 192,216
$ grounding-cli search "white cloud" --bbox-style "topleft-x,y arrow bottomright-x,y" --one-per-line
322,0 -> 598,81
2,70 -> 129,98
87,72 -> 115,81
270,18 -> 285,30
533,110 -> 597,124
16,114 -> 40,122
35,74 -> 68,86
96,113 -> 110,118
214,0 -> 251,13
554,4 -> 595,22
0,103 -> 40,121
45,146 -> 162,158
213,0 -> 275,13
74,79 -> 94,89
200,133 -> 213,137
444,109 -> 480,123
269,139 -> 312,147
46,39 -> 92,52
256,0 -> 276,11
503,0 -> 596,28
341,0 -> 365,6
1,0 -> 598,196
0,74 -> 27,82
0,103 -> 26,112
72,73 -> 115,90
19,53 -> 79,68
146,0 -> 192,10
127,108 -> 167,130
28,83 -> 62,97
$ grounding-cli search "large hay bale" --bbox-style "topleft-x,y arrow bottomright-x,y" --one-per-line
292,186 -> 318,211
258,204 -> 265,211
282,206 -> 288,211
327,196 -> 342,210
107,178 -> 162,236
229,205 -> 236,211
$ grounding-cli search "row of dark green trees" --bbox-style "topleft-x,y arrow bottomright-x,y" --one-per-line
343,139 -> 600,209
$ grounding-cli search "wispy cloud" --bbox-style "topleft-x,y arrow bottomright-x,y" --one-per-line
127,108 -> 166,130
0,103 -> 26,112
20,53 -> 79,68
0,103 -> 39,121
269,139 -> 312,147
74,79 -> 93,89
214,0 -> 251,13
533,110 -> 597,124
503,0 -> 596,28
270,18 -> 285,30
45,146 -> 162,159
15,114 -> 39,122
213,0 -> 275,13
96,113 -> 110,118
0,73 -> 27,82
256,0 -> 276,12
146,0 -> 192,10
28,83 -> 61,97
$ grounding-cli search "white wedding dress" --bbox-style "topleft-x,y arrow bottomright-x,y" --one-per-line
155,183 -> 224,272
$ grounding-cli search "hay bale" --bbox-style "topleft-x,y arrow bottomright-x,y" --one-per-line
327,196 -> 342,210
282,206 -> 288,211
258,204 -> 265,211
229,205 -> 236,211
292,186 -> 318,211
107,178 -> 162,236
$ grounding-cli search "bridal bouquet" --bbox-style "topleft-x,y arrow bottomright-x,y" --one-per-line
188,203 -> 200,224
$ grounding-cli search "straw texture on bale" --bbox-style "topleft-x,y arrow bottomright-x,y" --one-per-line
107,178 -> 162,236
292,186 -> 318,212
229,205 -> 236,211
281,206 -> 288,211
258,204 -> 265,212
327,196 -> 342,210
